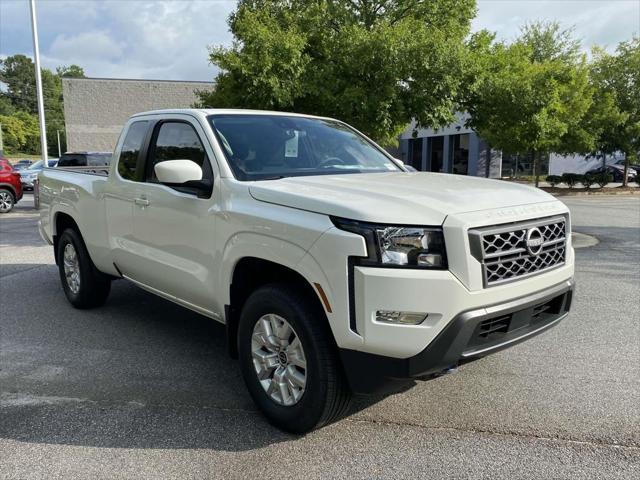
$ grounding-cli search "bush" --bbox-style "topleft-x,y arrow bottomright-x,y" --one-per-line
561,173 -> 583,188
546,175 -> 563,187
581,173 -> 596,189
594,172 -> 613,188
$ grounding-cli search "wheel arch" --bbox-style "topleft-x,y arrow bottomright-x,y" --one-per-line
0,183 -> 17,199
52,211 -> 83,265
225,256 -> 329,359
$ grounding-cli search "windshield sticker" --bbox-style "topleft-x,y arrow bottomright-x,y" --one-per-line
285,131 -> 299,158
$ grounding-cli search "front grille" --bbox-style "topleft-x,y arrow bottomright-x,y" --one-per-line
469,216 -> 567,287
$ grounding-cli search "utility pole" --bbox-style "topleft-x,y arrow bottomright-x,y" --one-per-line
29,0 -> 48,164
57,130 -> 62,157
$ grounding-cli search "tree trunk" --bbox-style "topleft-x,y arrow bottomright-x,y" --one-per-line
622,152 -> 630,187
534,151 -> 540,188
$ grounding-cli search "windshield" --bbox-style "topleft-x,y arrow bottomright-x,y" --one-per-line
27,160 -> 43,170
208,114 -> 400,181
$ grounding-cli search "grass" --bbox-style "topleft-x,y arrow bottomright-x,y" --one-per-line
2,153 -> 43,163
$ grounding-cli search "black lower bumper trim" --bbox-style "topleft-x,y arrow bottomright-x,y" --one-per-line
339,280 -> 574,394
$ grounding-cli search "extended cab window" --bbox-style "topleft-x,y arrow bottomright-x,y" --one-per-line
146,122 -> 211,183
118,121 -> 149,180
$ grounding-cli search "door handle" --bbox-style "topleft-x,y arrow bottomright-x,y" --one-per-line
134,197 -> 150,207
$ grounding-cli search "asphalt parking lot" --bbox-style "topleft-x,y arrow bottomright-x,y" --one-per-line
1,194 -> 639,479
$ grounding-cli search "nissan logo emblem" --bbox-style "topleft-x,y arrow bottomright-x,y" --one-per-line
525,227 -> 544,255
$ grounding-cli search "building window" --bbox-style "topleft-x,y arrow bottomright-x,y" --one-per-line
501,152 -> 549,177
451,134 -> 469,175
429,136 -> 444,172
408,138 -> 423,170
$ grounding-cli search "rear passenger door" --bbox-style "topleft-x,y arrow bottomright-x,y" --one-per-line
123,117 -> 218,316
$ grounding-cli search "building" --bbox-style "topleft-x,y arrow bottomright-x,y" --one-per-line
62,77 -> 214,152
398,115 -> 502,178
397,114 -> 618,177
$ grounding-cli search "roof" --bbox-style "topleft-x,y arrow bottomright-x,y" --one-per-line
130,108 -> 331,121
61,77 -> 214,85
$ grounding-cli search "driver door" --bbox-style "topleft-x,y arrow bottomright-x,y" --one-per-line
123,117 -> 218,315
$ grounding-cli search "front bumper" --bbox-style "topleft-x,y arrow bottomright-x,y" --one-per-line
340,278 -> 574,393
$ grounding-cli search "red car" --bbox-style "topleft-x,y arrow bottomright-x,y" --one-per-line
0,157 -> 23,213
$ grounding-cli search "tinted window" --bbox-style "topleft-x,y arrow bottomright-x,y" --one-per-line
87,153 -> 112,166
58,154 -> 84,167
118,121 -> 148,180
147,122 -> 210,182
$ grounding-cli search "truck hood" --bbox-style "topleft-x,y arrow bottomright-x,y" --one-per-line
248,172 -> 558,224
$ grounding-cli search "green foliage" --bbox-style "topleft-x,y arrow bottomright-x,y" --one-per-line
594,172 -> 613,188
464,23 -> 595,159
0,55 -> 83,156
0,112 -> 40,154
581,173 -> 596,189
561,173 -> 583,188
590,38 -> 640,185
197,0 -> 477,145
56,65 -> 85,78
546,175 -> 563,187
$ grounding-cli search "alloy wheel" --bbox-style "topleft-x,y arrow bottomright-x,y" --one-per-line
251,313 -> 307,406
0,191 -> 13,213
63,243 -> 81,294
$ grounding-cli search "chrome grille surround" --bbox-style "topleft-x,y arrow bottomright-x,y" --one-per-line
469,216 -> 567,287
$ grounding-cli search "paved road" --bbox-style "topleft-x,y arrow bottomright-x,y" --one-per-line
1,195 -> 639,479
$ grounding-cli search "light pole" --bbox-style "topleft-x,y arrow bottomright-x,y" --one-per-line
57,130 -> 62,157
29,0 -> 48,164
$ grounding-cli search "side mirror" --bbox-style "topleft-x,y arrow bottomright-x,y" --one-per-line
154,159 -> 213,197
395,158 -> 417,172
154,159 -> 203,183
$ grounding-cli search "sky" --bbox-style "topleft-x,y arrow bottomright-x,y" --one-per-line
0,0 -> 638,82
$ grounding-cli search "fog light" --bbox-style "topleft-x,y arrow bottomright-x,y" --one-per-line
376,310 -> 428,325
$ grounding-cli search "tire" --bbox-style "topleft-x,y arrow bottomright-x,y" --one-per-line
57,228 -> 111,309
238,283 -> 351,433
0,188 -> 15,213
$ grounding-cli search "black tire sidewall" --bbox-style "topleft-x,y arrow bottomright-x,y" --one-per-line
238,285 -> 333,433
57,229 -> 108,308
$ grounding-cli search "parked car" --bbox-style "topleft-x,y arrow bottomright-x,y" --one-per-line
57,151 -> 111,168
19,159 -> 58,191
13,159 -> 34,171
587,164 -> 637,183
38,109 -> 575,433
0,157 -> 24,213
614,159 -> 640,174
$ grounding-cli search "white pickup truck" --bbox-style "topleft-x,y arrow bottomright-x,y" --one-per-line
38,109 -> 575,432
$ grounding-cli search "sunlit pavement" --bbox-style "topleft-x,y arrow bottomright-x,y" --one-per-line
1,194 -> 638,479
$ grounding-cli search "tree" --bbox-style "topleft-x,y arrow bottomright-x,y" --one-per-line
197,0 -> 477,145
590,38 -> 640,186
0,112 -> 39,154
463,22 -> 606,187
56,65 -> 85,78
0,55 -> 83,156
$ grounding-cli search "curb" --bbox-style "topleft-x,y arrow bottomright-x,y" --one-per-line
547,190 -> 640,197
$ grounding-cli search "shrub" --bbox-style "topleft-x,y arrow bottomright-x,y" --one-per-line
546,175 -> 563,187
581,173 -> 596,189
561,173 -> 583,188
594,172 -> 613,188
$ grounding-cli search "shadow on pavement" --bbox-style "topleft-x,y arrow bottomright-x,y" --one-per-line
0,264 -> 401,451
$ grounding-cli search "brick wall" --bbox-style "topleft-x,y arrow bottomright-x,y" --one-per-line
62,78 -> 214,152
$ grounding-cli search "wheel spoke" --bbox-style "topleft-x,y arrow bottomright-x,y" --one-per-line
251,313 -> 307,406
285,366 -> 306,388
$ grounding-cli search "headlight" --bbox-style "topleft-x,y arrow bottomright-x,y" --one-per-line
331,217 -> 447,269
